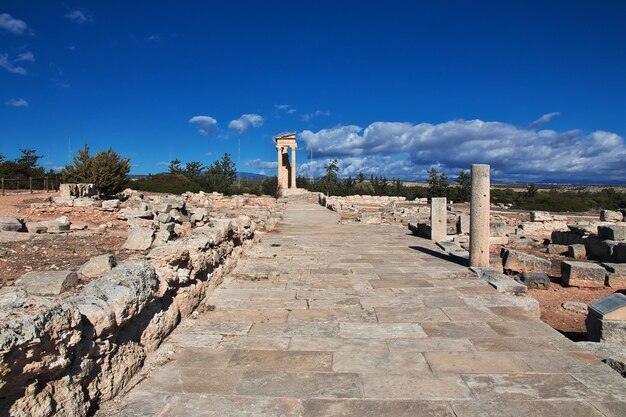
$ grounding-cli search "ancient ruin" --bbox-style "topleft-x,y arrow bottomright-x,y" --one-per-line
274,132 -> 306,197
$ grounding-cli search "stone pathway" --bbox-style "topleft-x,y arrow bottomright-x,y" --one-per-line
115,202 -> 626,416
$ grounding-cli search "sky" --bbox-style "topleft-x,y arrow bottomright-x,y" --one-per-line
1,1 -> 626,183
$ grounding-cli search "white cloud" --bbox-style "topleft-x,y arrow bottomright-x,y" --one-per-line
229,114 -> 264,133
529,112 -> 560,129
247,159 -> 278,169
0,13 -> 28,35
5,98 -> 28,107
275,104 -> 296,115
65,10 -> 93,24
156,161 -> 169,166
302,110 -> 330,122
146,35 -> 160,41
189,115 -> 218,136
299,119 -> 626,182
0,52 -> 31,75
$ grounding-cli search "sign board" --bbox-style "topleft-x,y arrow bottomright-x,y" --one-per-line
589,293 -> 626,320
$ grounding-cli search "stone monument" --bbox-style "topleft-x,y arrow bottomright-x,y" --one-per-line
274,132 -> 303,196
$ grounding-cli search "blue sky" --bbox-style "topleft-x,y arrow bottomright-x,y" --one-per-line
1,1 -> 626,183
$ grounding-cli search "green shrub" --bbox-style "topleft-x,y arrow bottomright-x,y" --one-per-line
62,145 -> 130,196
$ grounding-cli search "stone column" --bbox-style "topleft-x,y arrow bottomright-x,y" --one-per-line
276,147 -> 283,188
470,164 -> 490,268
290,146 -> 297,189
430,197 -> 447,241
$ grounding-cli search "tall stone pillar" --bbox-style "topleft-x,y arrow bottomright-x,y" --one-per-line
430,197 -> 447,241
276,147 -> 283,189
290,146 -> 297,189
470,164 -> 490,268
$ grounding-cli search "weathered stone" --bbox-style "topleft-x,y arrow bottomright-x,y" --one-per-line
156,212 -> 172,223
561,260 -> 606,288
152,203 -> 173,213
190,208 -> 210,223
359,211 -> 382,224
52,196 -> 75,206
0,217 -> 23,232
502,249 -> 551,274
70,224 -> 88,231
519,272 -> 550,289
530,211 -> 553,222
598,224 -> 626,241
14,270 -> 79,296
551,230 -> 584,245
116,207 -> 153,220
585,236 -> 617,261
547,244 -> 568,254
41,220 -> 70,233
603,263 -> 626,287
78,254 -> 116,279
59,183 -> 96,197
73,197 -> 102,208
169,209 -> 190,223
568,243 -> 586,260
457,213 -> 470,234
561,301 -> 588,314
490,221 -> 511,237
25,221 -> 48,233
101,199 -> 121,210
601,209 -> 624,222
430,197 -> 447,241
485,273 -> 527,294
123,221 -> 156,250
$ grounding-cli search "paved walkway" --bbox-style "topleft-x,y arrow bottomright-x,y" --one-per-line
116,202 -> 626,416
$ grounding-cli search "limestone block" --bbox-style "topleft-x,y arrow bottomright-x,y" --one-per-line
78,254 -> 116,279
41,220 -> 70,233
561,301 -> 588,314
485,273 -> 527,294
123,223 -> 156,251
101,199 -> 121,210
569,221 -> 610,235
74,197 -> 102,208
169,209 -> 190,223
598,224 -> 626,241
502,249 -> 551,274
518,222 -> 549,235
160,197 -> 185,210
489,236 -> 509,245
561,261 -> 606,288
547,244 -> 568,255
157,212 -> 172,223
567,244 -> 586,260
601,209 -> 624,222
152,202 -> 173,213
490,221 -> 511,237
585,236 -> 617,261
520,272 -> 550,289
81,260 -> 159,327
14,271 -> 79,296
359,212 -> 382,224
615,242 -> 626,263
0,288 -> 82,399
25,221 -> 47,233
117,207 -> 153,220
603,263 -> 626,287
457,213 -> 470,234
530,211 -> 553,222
52,196 -> 75,206
190,208 -> 210,223
70,224 -> 88,231
551,230 -> 584,245
67,294 -> 116,337
0,217 -> 23,232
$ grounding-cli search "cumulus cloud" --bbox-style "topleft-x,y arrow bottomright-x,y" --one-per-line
275,104 -> 296,115
228,114 -> 264,133
189,115 -> 218,136
529,112 -> 560,129
299,119 -> 626,183
0,52 -> 33,75
0,13 -> 29,35
5,98 -> 28,107
65,9 -> 93,24
302,110 -> 330,122
247,159 -> 278,169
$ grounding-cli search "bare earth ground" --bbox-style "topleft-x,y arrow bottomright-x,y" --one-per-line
0,192 -> 134,285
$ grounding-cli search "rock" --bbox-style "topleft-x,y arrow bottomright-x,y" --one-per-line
484,272 -> 527,294
42,220 -> 70,233
78,254 -> 116,279
102,199 -> 121,210
489,236 -> 509,245
152,203 -> 172,213
73,197 -> 102,208
547,244 -> 568,255
519,272 -> 550,289
359,211 -> 382,224
502,249 -> 551,274
530,211 -> 553,222
602,263 -> 626,287
51,196 -> 75,206
14,270 -> 79,296
70,224 -> 88,231
25,221 -> 48,233
601,209 -> 624,222
123,220 -> 156,250
577,341 -> 626,377
59,183 -> 96,197
0,231 -> 35,242
190,208 -> 210,223
490,221 -> 512,237
598,224 -> 626,241
615,242 -> 626,263
457,213 -> 470,234
0,217 -> 23,232
562,301 -> 588,314
569,221 -> 611,235
551,230 -> 584,245
585,236 -> 617,262
116,207 -> 153,220
55,216 -> 71,225
169,209 -> 189,223
156,212 -> 172,223
567,244 -> 586,260
561,261 -> 607,288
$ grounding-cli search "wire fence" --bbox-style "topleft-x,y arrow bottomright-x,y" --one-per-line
0,176 -> 60,196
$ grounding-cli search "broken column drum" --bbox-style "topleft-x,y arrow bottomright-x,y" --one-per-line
274,132 -> 298,194
470,164 -> 490,268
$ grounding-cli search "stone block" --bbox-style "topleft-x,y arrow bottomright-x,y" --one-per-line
78,254 -> 116,279
116,207 -> 153,220
14,270 -> 79,296
615,242 -> 626,263
518,222 -> 550,235
489,236 -> 509,245
359,212 -> 382,224
551,230 -> 584,245
52,196 -> 75,206
0,217 -> 23,232
561,260 -> 606,288
73,197 -> 102,208
567,244 -> 586,260
490,221 -> 512,237
156,212 -> 172,223
530,211 -> 553,222
585,236 -> 617,261
601,209 -> 624,222
569,221 -> 610,235
457,213 -> 470,234
598,224 -> 626,241
101,199 -> 121,210
430,197 -> 447,241
520,272 -> 550,289
603,263 -> 626,287
484,273 -> 527,294
123,220 -> 156,250
502,249 -> 551,274
561,301 -> 587,314
547,244 -> 568,255
42,220 -> 70,233
586,293 -> 626,343
25,222 -> 47,233
169,209 -> 190,223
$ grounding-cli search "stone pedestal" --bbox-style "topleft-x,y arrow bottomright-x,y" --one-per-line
430,197 -> 447,241
470,164 -> 490,268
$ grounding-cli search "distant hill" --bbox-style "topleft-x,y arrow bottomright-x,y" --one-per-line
237,172 -> 266,180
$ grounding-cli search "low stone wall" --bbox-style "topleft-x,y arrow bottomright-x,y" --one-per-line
0,216 -> 256,417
